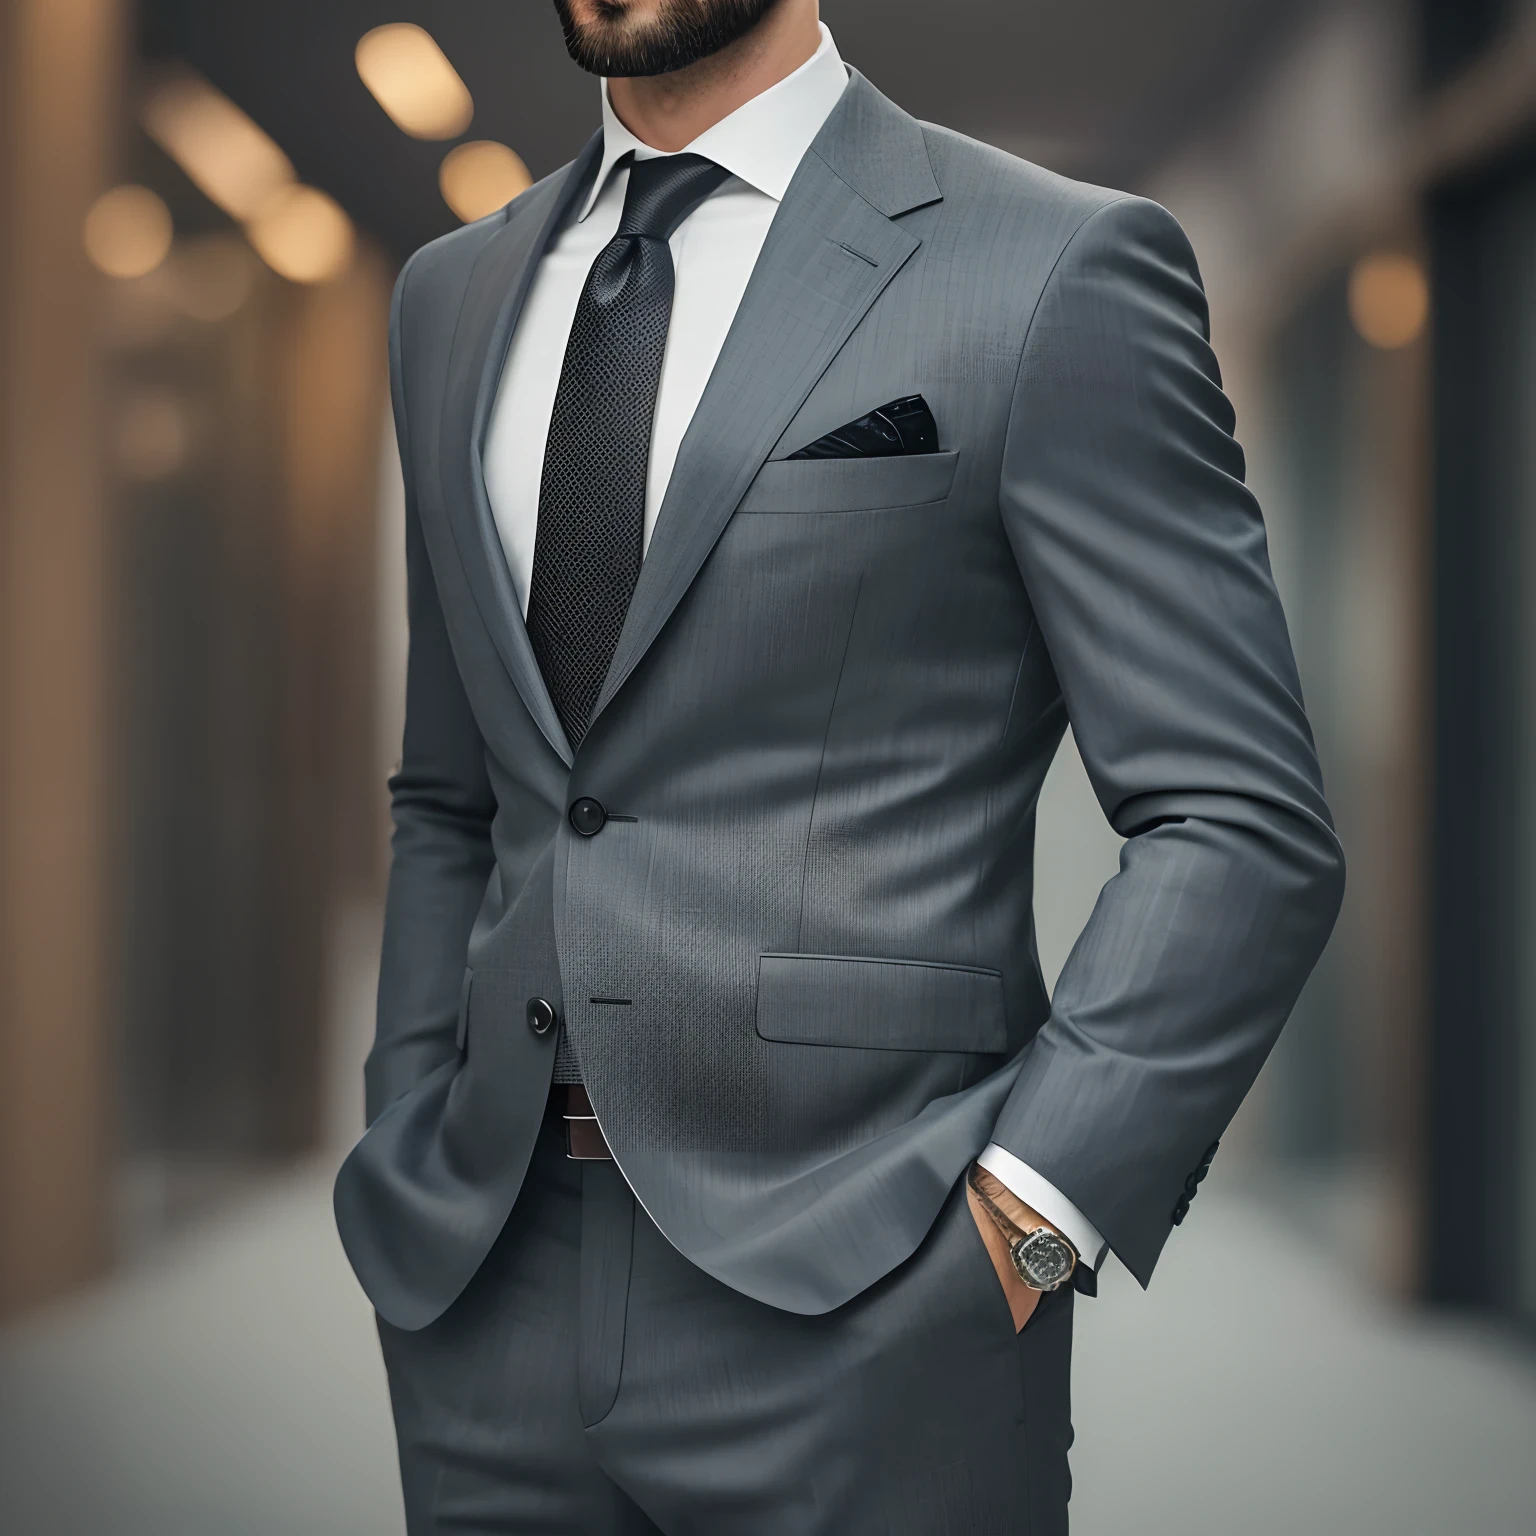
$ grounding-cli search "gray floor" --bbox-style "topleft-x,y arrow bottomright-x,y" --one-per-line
2,1158 -> 1534,1536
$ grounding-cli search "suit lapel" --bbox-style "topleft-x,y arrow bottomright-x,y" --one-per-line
588,74 -> 941,730
439,133 -> 603,767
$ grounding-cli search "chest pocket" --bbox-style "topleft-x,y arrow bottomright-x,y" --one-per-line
737,450 -> 960,515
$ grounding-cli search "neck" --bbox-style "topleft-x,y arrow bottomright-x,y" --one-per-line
605,1 -> 820,153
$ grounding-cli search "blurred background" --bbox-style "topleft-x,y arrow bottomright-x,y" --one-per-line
2,0 -> 1535,1531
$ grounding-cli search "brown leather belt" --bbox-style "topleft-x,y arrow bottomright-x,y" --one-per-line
559,1083 -> 613,1160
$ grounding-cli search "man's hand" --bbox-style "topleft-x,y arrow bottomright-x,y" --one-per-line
966,1168 -> 1052,1332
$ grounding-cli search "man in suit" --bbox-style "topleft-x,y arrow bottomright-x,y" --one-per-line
334,1 -> 1345,1529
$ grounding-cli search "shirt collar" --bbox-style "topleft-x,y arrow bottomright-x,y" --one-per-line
577,22 -> 848,222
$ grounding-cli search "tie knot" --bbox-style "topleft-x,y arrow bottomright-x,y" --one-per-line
617,153 -> 731,242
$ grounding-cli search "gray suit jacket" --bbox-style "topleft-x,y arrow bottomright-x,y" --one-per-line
334,72 -> 1344,1331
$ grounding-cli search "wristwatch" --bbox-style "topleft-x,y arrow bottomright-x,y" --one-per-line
967,1164 -> 1078,1292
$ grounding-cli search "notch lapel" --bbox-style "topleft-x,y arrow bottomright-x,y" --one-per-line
587,74 -> 941,731
438,133 -> 603,767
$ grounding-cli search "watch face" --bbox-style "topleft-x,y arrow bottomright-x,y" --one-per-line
1012,1229 -> 1074,1291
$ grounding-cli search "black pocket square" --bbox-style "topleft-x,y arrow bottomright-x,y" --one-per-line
786,395 -> 939,459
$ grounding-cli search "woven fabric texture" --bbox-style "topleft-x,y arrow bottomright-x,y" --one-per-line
527,151 -> 730,753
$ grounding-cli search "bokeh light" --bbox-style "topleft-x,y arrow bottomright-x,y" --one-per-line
356,23 -> 475,140
141,69 -> 296,221
1349,253 -> 1430,350
83,185 -> 173,279
439,141 -> 532,223
246,185 -> 355,284
172,232 -> 259,322
113,388 -> 192,482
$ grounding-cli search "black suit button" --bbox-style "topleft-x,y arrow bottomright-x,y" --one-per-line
1171,1194 -> 1191,1226
569,797 -> 607,836
526,997 -> 557,1036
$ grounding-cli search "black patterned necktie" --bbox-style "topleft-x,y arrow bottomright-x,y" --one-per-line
526,152 -> 731,750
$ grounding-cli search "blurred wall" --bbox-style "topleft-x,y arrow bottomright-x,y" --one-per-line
0,0 -> 392,1319
0,0 -> 125,1318
1143,0 -> 1536,1324
108,252 -> 391,1238
1143,7 -> 1419,1252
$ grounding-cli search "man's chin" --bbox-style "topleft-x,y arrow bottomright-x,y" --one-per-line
571,42 -> 695,80
553,0 -> 778,79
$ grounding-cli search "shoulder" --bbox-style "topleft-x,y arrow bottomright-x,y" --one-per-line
391,154 -> 582,327
916,119 -> 1190,275
394,214 -> 499,309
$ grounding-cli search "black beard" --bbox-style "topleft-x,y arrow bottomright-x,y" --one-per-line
552,0 -> 780,78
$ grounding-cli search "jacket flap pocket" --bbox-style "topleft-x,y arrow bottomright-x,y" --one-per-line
739,451 -> 959,514
755,952 -> 1007,1053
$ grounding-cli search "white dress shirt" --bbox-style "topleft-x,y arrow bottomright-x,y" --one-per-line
482,23 -> 1107,1273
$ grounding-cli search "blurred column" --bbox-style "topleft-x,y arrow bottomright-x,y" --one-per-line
0,0 -> 125,1315
276,254 -> 392,1155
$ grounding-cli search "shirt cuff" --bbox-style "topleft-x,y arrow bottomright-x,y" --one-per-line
977,1143 -> 1109,1271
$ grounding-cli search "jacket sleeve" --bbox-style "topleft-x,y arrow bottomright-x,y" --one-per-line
363,254 -> 497,1125
988,194 -> 1346,1285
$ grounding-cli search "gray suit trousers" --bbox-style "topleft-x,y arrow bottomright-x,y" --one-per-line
378,1104 -> 1073,1535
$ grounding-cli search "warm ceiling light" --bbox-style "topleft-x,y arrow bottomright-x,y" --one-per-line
356,23 -> 474,140
1349,253 -> 1429,350
439,141 -> 532,222
141,69 -> 295,220
246,185 -> 355,284
83,184 -> 174,278
141,71 -> 356,289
